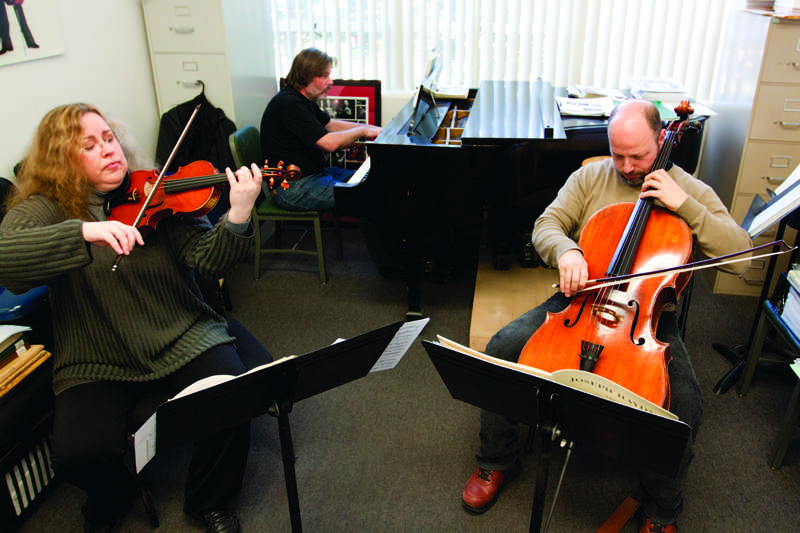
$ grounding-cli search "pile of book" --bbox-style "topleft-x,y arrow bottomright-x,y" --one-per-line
781,266 -> 800,338
0,326 -> 50,399
0,326 -> 30,371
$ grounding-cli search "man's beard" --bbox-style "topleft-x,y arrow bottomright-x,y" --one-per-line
620,171 -> 645,187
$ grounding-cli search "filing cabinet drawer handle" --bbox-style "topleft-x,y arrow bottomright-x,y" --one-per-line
776,120 -> 800,128
170,25 -> 195,34
742,276 -> 765,286
762,175 -> 786,184
749,259 -> 766,270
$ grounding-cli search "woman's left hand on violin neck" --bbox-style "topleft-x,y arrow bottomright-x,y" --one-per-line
225,163 -> 263,224
639,169 -> 688,211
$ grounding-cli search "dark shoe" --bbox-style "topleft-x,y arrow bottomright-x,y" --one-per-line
461,460 -> 521,513
640,517 -> 677,533
189,509 -> 240,533
83,518 -> 122,533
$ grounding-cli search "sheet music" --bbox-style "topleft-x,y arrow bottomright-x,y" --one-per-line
745,166 -> 800,237
347,156 -> 371,184
369,318 -> 429,372
134,414 -> 157,472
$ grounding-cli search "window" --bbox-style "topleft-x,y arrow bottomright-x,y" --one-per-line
270,0 -> 746,101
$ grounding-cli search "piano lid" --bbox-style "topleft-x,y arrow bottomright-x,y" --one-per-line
462,79 -> 566,144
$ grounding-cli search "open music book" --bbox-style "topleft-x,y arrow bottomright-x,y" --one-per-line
433,336 -> 677,420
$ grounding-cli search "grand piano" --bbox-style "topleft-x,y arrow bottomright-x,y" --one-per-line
335,79 -> 706,320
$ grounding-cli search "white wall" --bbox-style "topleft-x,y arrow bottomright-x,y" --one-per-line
0,1 -> 159,179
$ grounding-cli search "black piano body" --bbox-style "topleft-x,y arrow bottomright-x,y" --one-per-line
335,80 -> 566,319
334,81 -> 707,320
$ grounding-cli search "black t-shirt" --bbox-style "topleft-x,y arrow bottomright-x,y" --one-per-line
259,86 -> 331,176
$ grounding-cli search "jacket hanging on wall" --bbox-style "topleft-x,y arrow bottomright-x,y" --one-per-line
155,91 -> 237,173
155,91 -> 238,227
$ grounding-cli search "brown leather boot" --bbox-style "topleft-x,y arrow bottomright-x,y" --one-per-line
461,460 -> 521,513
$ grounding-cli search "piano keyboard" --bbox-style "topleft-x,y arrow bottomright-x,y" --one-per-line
346,157 -> 371,184
2,434 -> 55,520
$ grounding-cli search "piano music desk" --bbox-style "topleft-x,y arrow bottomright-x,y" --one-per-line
469,248 -> 558,352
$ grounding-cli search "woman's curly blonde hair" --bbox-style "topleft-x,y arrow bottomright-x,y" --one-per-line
7,103 -> 152,220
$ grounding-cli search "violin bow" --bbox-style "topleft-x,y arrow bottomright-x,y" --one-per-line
555,241 -> 796,293
111,104 -> 201,272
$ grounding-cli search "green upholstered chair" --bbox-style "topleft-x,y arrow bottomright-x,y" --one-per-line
228,126 -> 330,283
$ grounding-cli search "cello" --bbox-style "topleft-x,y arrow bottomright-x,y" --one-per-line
517,101 -> 696,408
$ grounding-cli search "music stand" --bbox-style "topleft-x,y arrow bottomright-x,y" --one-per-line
422,340 -> 690,533
713,195 -> 800,394
135,321 -> 406,533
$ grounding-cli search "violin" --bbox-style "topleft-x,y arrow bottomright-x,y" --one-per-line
105,160 -> 300,232
517,101 -> 696,408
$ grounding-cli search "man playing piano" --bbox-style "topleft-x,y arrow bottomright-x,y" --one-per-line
259,48 -> 381,212
260,48 -> 407,277
460,100 -> 751,533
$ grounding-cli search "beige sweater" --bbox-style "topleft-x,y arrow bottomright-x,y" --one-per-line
532,158 -> 752,275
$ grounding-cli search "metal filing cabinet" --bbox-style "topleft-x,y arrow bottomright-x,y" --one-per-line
709,12 -> 800,296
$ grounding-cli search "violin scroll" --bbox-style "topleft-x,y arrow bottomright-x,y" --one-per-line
261,160 -> 301,192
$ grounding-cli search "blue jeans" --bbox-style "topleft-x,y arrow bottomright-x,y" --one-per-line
478,292 -> 702,525
270,166 -> 353,212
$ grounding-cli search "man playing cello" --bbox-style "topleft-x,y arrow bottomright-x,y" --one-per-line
461,100 -> 752,532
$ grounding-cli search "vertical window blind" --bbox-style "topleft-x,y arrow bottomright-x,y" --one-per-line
269,0 -> 745,101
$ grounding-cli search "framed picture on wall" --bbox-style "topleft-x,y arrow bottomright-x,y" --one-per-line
0,0 -> 65,67
322,80 -> 380,170
280,78 -> 381,170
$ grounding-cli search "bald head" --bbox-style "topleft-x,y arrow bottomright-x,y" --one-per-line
607,100 -> 665,185
608,100 -> 662,137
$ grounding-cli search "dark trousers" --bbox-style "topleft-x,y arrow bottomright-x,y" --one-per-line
52,342 -> 255,525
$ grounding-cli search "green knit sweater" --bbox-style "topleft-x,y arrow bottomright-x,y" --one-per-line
0,193 -> 253,395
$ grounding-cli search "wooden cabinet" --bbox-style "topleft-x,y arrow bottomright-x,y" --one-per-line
141,0 -> 277,128
708,12 -> 800,296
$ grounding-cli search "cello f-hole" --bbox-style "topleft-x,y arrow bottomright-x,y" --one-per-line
563,293 -> 594,328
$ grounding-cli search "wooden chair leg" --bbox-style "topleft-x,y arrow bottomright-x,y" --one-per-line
333,214 -> 343,260
313,217 -> 326,284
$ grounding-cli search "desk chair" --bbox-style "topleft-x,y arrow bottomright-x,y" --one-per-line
228,126 -> 340,284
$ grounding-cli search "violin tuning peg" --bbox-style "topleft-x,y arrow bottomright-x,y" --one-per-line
281,179 -> 290,190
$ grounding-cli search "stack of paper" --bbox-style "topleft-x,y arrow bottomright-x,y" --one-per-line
628,77 -> 688,102
556,96 -> 616,117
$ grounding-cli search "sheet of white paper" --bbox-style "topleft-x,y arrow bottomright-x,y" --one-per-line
369,318 -> 429,372
134,413 -> 157,473
0,324 -> 32,344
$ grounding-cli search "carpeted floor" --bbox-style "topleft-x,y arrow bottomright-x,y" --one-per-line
14,225 -> 800,532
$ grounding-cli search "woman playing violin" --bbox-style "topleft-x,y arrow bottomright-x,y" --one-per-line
461,100 -> 752,533
0,103 -> 263,533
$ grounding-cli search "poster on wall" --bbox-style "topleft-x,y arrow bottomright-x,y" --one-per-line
1,0 -> 65,67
